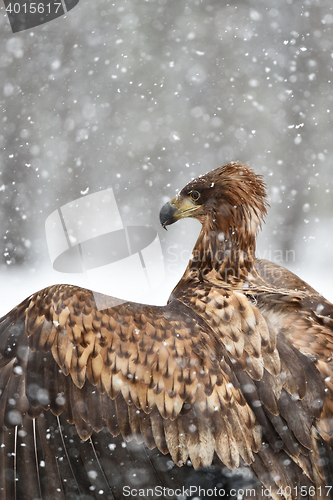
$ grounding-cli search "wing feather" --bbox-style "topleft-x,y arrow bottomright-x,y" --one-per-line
150,408 -> 168,454
163,416 -> 189,466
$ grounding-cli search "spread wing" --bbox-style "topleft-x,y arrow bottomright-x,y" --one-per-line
0,284 -> 261,499
0,282 -> 330,499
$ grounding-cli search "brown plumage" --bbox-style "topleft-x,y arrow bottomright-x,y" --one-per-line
1,162 -> 333,500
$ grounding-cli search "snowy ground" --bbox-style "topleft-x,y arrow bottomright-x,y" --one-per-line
0,260 -> 178,316
0,255 -> 332,318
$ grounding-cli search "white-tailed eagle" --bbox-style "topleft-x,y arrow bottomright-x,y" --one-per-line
1,163 -> 332,500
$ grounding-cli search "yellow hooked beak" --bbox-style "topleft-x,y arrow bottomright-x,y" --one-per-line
159,195 -> 200,229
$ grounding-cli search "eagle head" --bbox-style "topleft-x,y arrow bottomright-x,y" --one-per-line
160,162 -> 268,235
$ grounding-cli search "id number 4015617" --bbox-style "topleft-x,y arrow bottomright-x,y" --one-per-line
277,486 -> 332,497
5,2 -> 62,14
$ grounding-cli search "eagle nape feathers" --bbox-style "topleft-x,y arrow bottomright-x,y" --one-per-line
1,162 -> 333,500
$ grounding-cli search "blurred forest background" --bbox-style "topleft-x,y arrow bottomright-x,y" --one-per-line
0,0 -> 333,314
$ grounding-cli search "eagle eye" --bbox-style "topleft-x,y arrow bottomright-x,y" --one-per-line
190,190 -> 201,202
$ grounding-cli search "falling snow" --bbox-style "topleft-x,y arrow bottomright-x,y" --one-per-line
0,0 -> 332,356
